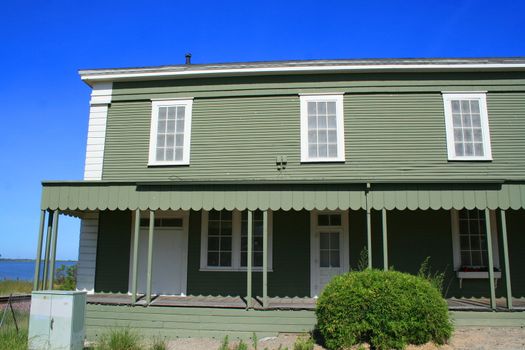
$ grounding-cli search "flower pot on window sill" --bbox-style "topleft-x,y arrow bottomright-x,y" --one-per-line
456,271 -> 501,288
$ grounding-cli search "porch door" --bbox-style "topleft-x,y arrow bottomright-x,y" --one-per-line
310,211 -> 349,297
136,227 -> 188,295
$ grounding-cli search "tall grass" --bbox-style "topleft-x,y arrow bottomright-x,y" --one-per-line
0,310 -> 29,350
94,328 -> 169,350
0,280 -> 33,296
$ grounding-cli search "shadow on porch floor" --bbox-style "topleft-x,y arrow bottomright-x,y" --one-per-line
86,294 -> 525,311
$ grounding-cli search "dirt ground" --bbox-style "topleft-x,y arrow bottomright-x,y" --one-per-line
165,327 -> 525,350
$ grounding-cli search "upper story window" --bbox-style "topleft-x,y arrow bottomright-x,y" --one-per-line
148,99 -> 193,165
442,93 -> 492,161
300,94 -> 345,163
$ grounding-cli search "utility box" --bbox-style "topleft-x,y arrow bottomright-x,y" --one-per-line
28,290 -> 87,350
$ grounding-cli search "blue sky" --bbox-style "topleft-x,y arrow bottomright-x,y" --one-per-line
0,0 -> 524,260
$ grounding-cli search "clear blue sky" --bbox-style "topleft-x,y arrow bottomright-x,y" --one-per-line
0,0 -> 524,260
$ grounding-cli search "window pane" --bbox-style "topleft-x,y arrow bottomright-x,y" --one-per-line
327,130 -> 337,143
318,144 -> 327,157
220,252 -> 232,267
328,144 -> 338,157
167,120 -> 175,133
330,214 -> 341,226
241,237 -> 247,251
452,114 -> 461,127
253,237 -> 263,251
327,115 -> 337,128
222,211 -> 232,220
157,119 -> 167,133
470,100 -> 480,113
455,143 -> 464,156
320,233 -> 329,249
460,100 -> 470,114
177,106 -> 185,118
330,232 -> 340,249
220,237 -> 232,251
208,252 -> 219,266
307,102 -> 316,115
254,252 -> 263,267
462,115 -> 471,127
309,144 -> 318,158
474,143 -> 484,156
166,134 -> 175,147
319,130 -> 327,143
318,215 -> 329,226
208,221 -> 220,235
461,251 -> 471,266
464,143 -> 474,156
208,237 -> 220,250
318,101 -> 327,115
241,253 -> 247,267
308,130 -> 317,143
156,148 -> 164,161
308,116 -> 316,129
318,115 -> 327,128
167,106 -> 176,119
175,134 -> 184,146
174,148 -> 183,161
463,129 -> 473,142
460,235 -> 470,250
471,251 -> 482,266
451,100 -> 460,113
471,115 -> 481,127
165,148 -> 174,161
320,251 -> 329,267
327,101 -> 336,115
453,128 -> 463,141
330,251 -> 340,267
473,128 -> 483,142
221,221 -> 232,235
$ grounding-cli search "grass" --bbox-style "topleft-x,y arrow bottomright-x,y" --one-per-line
0,280 -> 33,296
93,328 -> 169,350
0,310 -> 29,350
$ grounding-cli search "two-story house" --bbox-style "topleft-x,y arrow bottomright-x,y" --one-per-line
34,58 -> 525,340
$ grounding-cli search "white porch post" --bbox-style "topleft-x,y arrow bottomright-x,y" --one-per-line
382,208 -> 388,271
246,210 -> 253,309
484,208 -> 496,310
131,209 -> 140,304
47,210 -> 59,289
262,210 -> 268,308
500,210 -> 513,309
146,210 -> 155,305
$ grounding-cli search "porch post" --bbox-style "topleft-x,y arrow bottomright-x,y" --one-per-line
262,210 -> 268,308
146,210 -> 155,305
131,209 -> 140,304
366,208 -> 372,269
33,210 -> 46,290
246,210 -> 253,309
500,210 -> 513,309
42,210 -> 54,290
484,208 -> 496,310
382,208 -> 388,271
47,210 -> 59,289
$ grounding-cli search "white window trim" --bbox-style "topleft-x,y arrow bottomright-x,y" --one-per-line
442,92 -> 492,161
199,210 -> 274,272
300,94 -> 345,163
450,209 -> 500,272
148,99 -> 193,166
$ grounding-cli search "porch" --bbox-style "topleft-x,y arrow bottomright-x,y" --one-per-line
86,293 -> 525,312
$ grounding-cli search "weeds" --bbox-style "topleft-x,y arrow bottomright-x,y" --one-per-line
418,256 -> 448,295
95,328 -> 141,350
0,280 -> 32,296
293,336 -> 314,350
0,310 -> 29,350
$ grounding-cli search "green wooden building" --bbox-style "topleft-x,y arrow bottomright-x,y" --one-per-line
35,57 -> 525,339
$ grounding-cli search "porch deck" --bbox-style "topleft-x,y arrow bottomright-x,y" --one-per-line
87,294 -> 525,312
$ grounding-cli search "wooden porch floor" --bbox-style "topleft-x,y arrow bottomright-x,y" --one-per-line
87,294 -> 525,311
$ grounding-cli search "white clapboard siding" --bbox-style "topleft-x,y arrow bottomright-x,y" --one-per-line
76,213 -> 99,293
83,82 -> 112,180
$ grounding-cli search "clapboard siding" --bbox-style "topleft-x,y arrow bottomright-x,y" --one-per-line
76,213 -> 99,292
101,73 -> 525,181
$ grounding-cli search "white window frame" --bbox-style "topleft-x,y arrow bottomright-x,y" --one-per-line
148,98 -> 193,166
200,210 -> 273,272
442,92 -> 492,161
450,209 -> 500,272
300,93 -> 345,163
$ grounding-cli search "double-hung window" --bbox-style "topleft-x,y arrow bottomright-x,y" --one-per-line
200,210 -> 272,271
451,209 -> 499,272
443,93 -> 492,161
148,99 -> 193,165
300,94 -> 345,162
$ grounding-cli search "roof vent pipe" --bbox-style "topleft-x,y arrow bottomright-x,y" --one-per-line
185,53 -> 192,65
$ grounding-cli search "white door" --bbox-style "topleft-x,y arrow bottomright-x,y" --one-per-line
131,227 -> 188,295
310,211 -> 349,297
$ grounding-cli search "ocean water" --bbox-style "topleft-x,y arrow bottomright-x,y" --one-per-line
0,260 -> 77,281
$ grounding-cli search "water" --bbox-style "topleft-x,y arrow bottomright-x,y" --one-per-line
0,260 -> 77,281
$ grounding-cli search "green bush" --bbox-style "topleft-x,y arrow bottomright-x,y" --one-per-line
95,328 -> 141,350
55,264 -> 77,291
316,269 -> 453,350
293,336 -> 314,350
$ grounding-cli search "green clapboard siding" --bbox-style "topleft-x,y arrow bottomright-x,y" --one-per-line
94,210 -> 132,293
101,73 -> 525,182
187,210 -> 311,297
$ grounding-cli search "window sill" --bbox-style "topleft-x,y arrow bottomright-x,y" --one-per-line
148,162 -> 190,167
447,157 -> 493,162
300,159 -> 345,164
456,271 -> 501,288
199,268 -> 273,272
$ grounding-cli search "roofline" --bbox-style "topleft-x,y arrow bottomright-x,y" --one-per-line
78,58 -> 525,86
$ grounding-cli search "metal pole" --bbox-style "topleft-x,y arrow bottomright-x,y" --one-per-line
47,211 -> 59,290
42,211 -> 54,290
247,211 -> 253,309
33,210 -> 46,290
131,209 -> 140,304
484,209 -> 496,310
146,210 -> 155,305
366,208 -> 372,269
500,210 -> 513,309
262,211 -> 268,308
382,208 -> 388,271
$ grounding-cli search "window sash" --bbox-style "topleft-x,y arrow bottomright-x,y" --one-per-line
457,209 -> 488,268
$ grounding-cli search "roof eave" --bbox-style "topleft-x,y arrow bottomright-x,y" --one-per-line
79,63 -> 525,87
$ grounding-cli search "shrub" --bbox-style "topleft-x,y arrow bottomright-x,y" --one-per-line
293,336 -> 314,350
316,269 -> 453,350
55,264 -> 77,291
95,328 -> 141,350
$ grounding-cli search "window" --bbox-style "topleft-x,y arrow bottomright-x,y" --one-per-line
148,99 -> 193,165
451,209 -> 499,271
443,93 -> 492,161
200,210 -> 273,271
206,210 -> 233,267
300,94 -> 345,162
320,232 -> 340,268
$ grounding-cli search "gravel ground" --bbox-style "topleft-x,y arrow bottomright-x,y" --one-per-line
165,327 -> 525,350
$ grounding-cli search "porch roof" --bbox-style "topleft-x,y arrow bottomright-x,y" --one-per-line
40,181 -> 525,213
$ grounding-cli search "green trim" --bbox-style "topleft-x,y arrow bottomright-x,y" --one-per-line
47,211 -> 59,289
247,211 -> 253,308
33,210 -> 45,290
146,210 -> 154,304
500,210 -> 513,309
131,209 -> 140,304
42,211 -> 53,290
485,208 -> 496,309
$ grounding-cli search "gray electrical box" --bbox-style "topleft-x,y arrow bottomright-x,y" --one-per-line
28,290 -> 87,350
